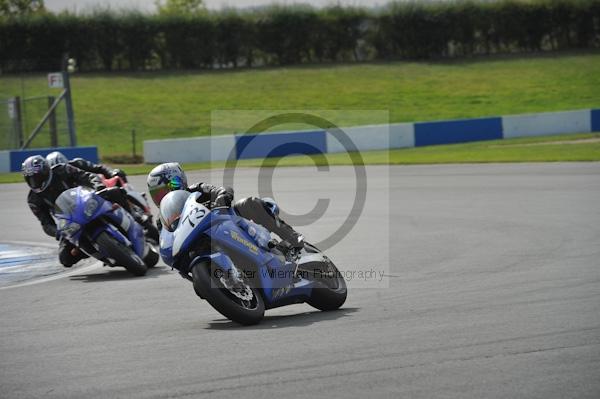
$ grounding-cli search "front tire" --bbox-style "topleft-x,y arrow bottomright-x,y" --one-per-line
304,260 -> 347,311
192,262 -> 265,325
96,232 -> 147,276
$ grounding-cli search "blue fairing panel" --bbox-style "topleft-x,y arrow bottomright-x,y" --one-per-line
208,220 -> 274,266
160,229 -> 174,266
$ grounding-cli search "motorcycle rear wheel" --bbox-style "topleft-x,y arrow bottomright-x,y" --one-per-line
96,232 -> 147,276
192,262 -> 265,325
144,244 -> 160,267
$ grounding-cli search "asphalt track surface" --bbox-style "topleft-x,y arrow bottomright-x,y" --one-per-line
1,163 -> 599,398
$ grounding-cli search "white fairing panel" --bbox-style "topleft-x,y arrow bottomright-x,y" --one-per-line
172,192 -> 210,257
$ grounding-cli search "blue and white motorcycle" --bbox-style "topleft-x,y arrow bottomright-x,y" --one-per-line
159,190 -> 347,325
54,186 -> 160,276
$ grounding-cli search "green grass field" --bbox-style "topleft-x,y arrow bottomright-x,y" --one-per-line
1,133 -> 598,184
1,52 -> 599,157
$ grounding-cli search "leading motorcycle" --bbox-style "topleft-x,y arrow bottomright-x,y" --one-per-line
159,190 -> 347,325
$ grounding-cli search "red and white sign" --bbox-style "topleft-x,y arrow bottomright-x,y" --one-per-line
48,73 -> 64,89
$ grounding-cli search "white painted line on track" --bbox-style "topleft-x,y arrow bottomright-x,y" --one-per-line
0,261 -> 103,290
0,240 -> 104,290
2,240 -> 56,249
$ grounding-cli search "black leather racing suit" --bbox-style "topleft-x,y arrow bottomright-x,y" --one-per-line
68,158 -> 127,182
27,164 -> 105,267
187,182 -> 302,246
68,158 -> 113,178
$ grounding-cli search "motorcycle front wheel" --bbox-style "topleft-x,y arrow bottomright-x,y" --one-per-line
304,259 -> 347,311
192,262 -> 265,325
96,232 -> 147,276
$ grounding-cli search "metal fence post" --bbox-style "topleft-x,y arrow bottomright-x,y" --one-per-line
63,71 -> 76,146
48,96 -> 58,147
12,97 -> 24,148
132,129 -> 136,158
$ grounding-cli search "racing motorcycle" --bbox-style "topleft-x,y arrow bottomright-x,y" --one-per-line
159,190 -> 347,325
100,175 -> 160,243
55,186 -> 160,276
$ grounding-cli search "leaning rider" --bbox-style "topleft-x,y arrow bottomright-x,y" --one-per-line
46,150 -> 128,182
23,155 -> 107,267
146,163 -> 304,249
23,155 -> 149,268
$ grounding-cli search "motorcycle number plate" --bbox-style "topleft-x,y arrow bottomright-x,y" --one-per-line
172,195 -> 209,257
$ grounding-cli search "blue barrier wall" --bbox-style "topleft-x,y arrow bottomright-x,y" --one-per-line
9,146 -> 98,172
414,117 -> 503,147
236,131 -> 326,160
143,109 -> 596,164
592,109 -> 600,132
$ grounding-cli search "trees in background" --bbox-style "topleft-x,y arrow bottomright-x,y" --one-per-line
0,0 -> 45,17
155,0 -> 205,15
1,0 -> 599,72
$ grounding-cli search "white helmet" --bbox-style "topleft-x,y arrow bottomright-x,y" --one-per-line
146,162 -> 188,206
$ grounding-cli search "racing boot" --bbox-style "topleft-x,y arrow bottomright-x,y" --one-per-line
272,218 -> 305,250
234,197 -> 305,249
131,211 -> 159,242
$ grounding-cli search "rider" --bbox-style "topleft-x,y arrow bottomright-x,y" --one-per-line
46,151 -> 127,182
23,155 -> 106,267
146,163 -> 304,248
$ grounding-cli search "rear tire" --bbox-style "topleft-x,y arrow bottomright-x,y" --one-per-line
144,244 -> 160,267
192,262 -> 264,325
145,223 -> 160,243
96,232 -> 147,276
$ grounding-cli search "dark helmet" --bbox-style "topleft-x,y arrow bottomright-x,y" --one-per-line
22,155 -> 53,193
46,151 -> 68,167
147,162 -> 188,207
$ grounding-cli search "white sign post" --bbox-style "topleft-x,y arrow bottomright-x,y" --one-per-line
7,100 -> 16,119
48,73 -> 64,89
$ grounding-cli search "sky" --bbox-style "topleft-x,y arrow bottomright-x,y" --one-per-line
45,0 -> 391,13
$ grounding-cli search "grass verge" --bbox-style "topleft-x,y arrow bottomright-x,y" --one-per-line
1,52 -> 599,157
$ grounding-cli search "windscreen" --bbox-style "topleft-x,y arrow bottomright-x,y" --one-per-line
160,190 -> 191,232
54,187 -> 93,215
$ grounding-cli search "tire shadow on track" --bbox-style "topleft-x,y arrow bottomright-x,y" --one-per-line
68,265 -> 172,283
205,307 -> 359,330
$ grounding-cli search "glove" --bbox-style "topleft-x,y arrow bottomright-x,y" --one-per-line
188,183 -> 201,192
213,193 -> 232,208
111,169 -> 128,183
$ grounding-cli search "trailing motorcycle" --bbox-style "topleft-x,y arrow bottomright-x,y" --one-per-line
100,175 -> 160,243
159,190 -> 347,325
55,186 -> 160,276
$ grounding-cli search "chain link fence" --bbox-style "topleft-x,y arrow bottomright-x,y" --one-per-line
0,69 -> 72,150
0,98 -> 20,150
1,91 -> 71,151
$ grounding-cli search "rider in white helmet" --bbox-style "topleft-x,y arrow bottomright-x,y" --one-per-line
147,163 -> 304,248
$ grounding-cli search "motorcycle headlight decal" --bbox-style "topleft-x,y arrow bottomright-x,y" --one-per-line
84,198 -> 99,217
57,218 -> 68,230
64,222 -> 81,237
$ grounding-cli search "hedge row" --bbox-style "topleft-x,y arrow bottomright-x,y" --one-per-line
1,0 -> 599,72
